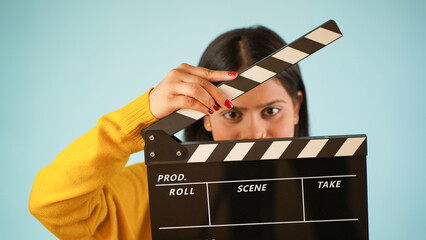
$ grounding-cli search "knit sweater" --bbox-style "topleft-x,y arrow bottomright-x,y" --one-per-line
29,89 -> 159,240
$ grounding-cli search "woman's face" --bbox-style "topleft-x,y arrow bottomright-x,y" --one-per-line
204,78 -> 303,140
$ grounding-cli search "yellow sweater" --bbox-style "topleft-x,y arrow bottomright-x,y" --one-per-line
29,89 -> 159,240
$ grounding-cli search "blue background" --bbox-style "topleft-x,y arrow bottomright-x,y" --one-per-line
1,0 -> 425,239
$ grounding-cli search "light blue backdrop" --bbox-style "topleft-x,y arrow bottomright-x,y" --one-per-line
1,0 -> 425,239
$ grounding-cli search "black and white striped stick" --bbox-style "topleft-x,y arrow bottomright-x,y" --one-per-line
146,134 -> 366,165
143,20 -> 342,138
184,135 -> 366,162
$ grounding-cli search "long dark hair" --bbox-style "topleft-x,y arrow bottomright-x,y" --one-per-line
184,26 -> 309,141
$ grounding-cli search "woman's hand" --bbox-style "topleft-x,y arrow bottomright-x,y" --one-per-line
149,63 -> 238,119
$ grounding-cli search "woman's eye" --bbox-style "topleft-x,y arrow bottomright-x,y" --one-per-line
263,107 -> 280,116
223,111 -> 241,120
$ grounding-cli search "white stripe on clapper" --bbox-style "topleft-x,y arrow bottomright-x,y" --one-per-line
298,139 -> 329,158
224,142 -> 255,161
240,65 -> 276,83
187,144 -> 218,163
272,47 -> 309,64
176,109 -> 205,120
335,137 -> 366,157
305,27 -> 342,45
261,141 -> 291,160
218,84 -> 245,100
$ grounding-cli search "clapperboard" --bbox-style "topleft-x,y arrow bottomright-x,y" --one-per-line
142,20 -> 368,240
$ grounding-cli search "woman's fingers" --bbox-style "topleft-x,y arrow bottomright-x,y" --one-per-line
175,74 -> 226,109
177,63 -> 237,82
176,64 -> 237,108
149,63 -> 238,119
171,95 -> 213,115
150,81 -> 215,118
176,82 -> 217,112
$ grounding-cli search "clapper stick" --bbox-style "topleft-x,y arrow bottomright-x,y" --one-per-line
142,20 -> 342,139
143,20 -> 369,240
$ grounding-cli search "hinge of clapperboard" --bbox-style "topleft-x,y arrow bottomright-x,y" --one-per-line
141,20 -> 366,165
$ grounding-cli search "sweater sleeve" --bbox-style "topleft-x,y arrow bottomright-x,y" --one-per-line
29,89 -> 158,240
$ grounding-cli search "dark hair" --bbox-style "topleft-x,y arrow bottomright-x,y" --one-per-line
184,26 -> 309,141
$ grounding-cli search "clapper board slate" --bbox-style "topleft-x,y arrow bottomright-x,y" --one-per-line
142,20 -> 369,240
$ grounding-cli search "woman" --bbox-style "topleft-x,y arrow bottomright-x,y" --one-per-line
183,26 -> 308,141
29,26 -> 308,240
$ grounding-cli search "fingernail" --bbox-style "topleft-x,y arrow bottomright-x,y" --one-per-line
208,109 -> 214,114
228,72 -> 237,77
225,99 -> 233,109
213,104 -> 220,111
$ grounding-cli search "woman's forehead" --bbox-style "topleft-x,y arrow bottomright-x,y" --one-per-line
232,78 -> 292,108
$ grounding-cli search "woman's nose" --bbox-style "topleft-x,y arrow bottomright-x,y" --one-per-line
239,116 -> 267,139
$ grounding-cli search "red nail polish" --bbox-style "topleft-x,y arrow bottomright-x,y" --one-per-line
208,109 -> 214,114
228,72 -> 237,77
225,99 -> 233,109
213,104 -> 220,111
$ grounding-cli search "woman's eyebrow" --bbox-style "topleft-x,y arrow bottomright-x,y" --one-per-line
232,100 -> 286,111
231,106 -> 246,111
256,100 -> 286,109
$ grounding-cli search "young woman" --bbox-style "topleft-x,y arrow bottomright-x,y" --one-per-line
29,26 -> 308,240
